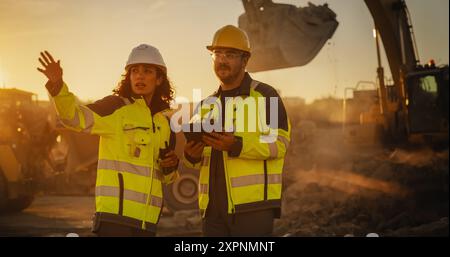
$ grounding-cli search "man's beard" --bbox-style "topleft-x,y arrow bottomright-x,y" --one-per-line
215,64 -> 240,84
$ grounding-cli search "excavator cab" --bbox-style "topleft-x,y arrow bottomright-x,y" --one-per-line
239,0 -> 338,72
406,65 -> 449,135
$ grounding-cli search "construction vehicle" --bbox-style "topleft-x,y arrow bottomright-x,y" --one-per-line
0,88 -> 58,212
239,1 -> 338,72
0,87 -> 101,212
238,0 -> 449,145
46,124 -> 99,195
342,0 -> 448,146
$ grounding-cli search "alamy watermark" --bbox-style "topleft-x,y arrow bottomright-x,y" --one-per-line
169,89 -> 281,143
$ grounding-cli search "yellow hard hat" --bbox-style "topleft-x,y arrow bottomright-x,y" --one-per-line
207,25 -> 251,53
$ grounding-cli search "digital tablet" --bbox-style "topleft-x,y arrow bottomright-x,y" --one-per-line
182,123 -> 206,143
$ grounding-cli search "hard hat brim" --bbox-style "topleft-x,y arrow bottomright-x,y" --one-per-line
125,63 -> 167,74
206,45 -> 250,54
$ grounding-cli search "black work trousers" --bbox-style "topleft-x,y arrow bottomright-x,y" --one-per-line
93,221 -> 156,237
202,208 -> 275,237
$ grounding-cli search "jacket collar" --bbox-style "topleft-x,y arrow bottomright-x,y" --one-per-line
130,94 -> 146,105
129,94 -> 169,115
213,72 -> 252,97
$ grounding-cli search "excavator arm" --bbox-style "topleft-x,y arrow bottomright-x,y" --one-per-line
365,0 -> 448,136
239,0 -> 339,72
240,0 -> 448,138
239,0 -> 417,78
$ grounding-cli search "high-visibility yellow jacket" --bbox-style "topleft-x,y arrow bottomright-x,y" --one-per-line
183,73 -> 291,218
47,82 -> 178,232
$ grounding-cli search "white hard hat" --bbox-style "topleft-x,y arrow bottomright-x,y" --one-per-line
125,44 -> 167,74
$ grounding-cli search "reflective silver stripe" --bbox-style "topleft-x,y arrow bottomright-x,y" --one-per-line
199,184 -> 208,194
278,135 -> 290,149
150,196 -> 163,207
201,156 -> 210,167
250,80 -> 260,90
95,185 -> 118,197
121,97 -> 131,105
61,110 -> 80,127
268,174 -> 282,184
124,189 -> 147,204
96,186 -> 162,207
80,106 -> 94,133
231,174 -> 282,188
98,159 -> 151,177
268,142 -> 278,159
98,159 -> 161,179
231,174 -> 263,187
96,186 -> 146,204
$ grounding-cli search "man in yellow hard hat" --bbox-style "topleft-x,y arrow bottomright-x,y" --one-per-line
183,25 -> 291,236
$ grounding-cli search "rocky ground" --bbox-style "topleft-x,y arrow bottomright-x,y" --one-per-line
1,124 -> 448,237
0,196 -> 202,237
275,125 -> 449,237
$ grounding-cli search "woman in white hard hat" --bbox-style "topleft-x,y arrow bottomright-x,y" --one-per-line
37,44 -> 179,237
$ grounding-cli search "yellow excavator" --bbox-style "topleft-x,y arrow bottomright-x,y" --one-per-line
238,0 -> 448,146
0,89 -> 57,212
0,88 -> 99,212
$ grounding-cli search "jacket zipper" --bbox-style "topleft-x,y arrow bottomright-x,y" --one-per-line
264,160 -> 268,201
141,107 -> 155,230
223,152 -> 235,214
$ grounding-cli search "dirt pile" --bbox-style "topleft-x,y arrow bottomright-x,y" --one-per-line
276,125 -> 449,237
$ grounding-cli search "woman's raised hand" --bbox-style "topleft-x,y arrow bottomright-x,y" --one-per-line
37,51 -> 63,84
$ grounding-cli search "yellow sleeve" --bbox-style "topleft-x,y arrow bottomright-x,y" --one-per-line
237,127 -> 291,160
50,82 -> 119,136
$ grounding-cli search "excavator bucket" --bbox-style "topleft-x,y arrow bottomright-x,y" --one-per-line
239,0 -> 339,72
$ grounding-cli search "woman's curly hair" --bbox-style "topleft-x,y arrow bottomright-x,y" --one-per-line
113,65 -> 175,113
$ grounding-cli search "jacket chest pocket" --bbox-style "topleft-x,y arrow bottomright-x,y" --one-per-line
122,122 -> 152,160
